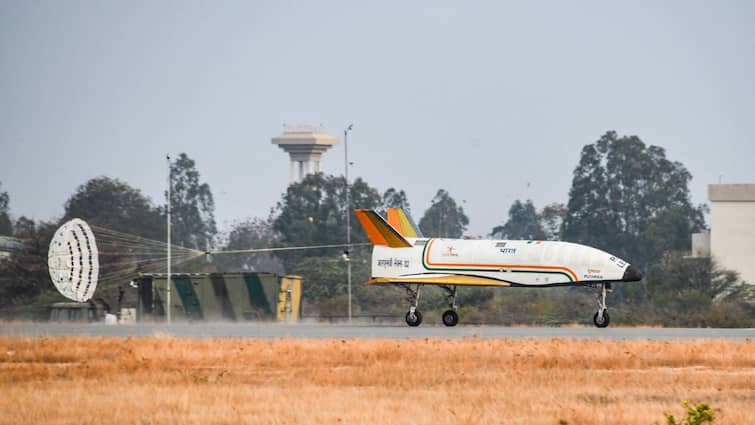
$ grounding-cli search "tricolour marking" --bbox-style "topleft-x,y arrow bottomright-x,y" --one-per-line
421,239 -> 578,282
367,274 -> 511,287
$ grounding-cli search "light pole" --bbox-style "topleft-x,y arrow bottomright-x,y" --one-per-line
166,155 -> 172,324
344,123 -> 353,322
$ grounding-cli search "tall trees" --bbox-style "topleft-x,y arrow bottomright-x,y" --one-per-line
0,182 -> 12,236
539,203 -> 567,241
169,153 -> 217,250
382,188 -> 411,211
63,177 -> 165,240
418,189 -> 469,238
225,217 -> 278,251
12,217 -> 36,240
562,131 -> 705,266
492,200 -> 545,240
492,201 -> 566,240
216,217 -> 283,274
273,173 -> 382,248
0,218 -> 57,306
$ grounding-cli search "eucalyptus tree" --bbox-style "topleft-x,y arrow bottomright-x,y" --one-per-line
0,182 -> 12,236
418,189 -> 469,238
492,200 -> 546,240
562,131 -> 705,267
169,153 -> 217,250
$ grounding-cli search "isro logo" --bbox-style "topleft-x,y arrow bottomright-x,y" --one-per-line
583,268 -> 603,279
441,246 -> 459,257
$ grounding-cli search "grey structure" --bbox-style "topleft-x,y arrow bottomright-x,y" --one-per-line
272,125 -> 338,183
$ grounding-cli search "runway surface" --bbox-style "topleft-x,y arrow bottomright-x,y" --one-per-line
1,322 -> 753,339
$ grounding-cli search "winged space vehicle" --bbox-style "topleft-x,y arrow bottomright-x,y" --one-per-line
355,208 -> 643,327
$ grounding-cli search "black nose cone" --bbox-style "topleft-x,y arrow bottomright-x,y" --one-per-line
622,265 -> 643,282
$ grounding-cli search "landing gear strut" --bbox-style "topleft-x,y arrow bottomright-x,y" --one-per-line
593,283 -> 610,328
440,285 -> 459,327
401,284 -> 423,327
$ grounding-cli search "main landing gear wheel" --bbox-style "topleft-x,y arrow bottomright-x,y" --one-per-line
442,310 -> 459,327
439,285 -> 459,327
400,284 -> 424,327
405,310 -> 423,327
593,310 -> 610,328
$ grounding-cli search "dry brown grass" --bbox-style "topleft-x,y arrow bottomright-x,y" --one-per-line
0,336 -> 753,425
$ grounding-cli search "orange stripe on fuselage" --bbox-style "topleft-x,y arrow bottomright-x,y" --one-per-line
423,239 -> 579,282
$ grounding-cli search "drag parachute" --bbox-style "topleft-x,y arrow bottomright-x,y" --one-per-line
47,218 -> 100,302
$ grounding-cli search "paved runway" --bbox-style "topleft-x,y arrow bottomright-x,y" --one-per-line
1,322 -> 753,339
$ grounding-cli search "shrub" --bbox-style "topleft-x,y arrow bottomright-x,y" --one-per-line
658,401 -> 715,425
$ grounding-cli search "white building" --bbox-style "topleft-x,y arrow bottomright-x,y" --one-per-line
708,184 -> 755,285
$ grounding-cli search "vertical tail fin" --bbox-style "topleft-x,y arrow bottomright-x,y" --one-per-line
354,210 -> 413,248
386,208 -> 424,238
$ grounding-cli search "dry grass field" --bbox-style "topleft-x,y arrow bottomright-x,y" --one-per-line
0,336 -> 753,425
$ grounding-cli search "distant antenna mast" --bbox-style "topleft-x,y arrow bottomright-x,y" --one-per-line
166,155 -> 172,323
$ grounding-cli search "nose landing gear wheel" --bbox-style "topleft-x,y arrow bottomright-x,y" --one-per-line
592,283 -> 610,328
405,310 -> 423,327
593,310 -> 609,328
442,310 -> 459,327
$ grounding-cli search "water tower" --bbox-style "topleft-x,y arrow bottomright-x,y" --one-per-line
272,125 -> 339,183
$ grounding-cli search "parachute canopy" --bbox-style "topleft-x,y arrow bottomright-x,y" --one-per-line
48,218 -> 99,302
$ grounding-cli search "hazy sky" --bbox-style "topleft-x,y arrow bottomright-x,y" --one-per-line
2,1 -> 754,237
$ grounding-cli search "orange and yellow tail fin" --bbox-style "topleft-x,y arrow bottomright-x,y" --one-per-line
385,208 -> 423,238
354,209 -> 412,248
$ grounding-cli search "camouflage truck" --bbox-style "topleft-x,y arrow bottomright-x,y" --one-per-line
134,273 -> 301,322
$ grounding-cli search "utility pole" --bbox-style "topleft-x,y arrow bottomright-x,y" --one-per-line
344,124 -> 353,322
166,155 -> 172,323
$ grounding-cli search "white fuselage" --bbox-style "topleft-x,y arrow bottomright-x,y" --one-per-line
372,238 -> 631,286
